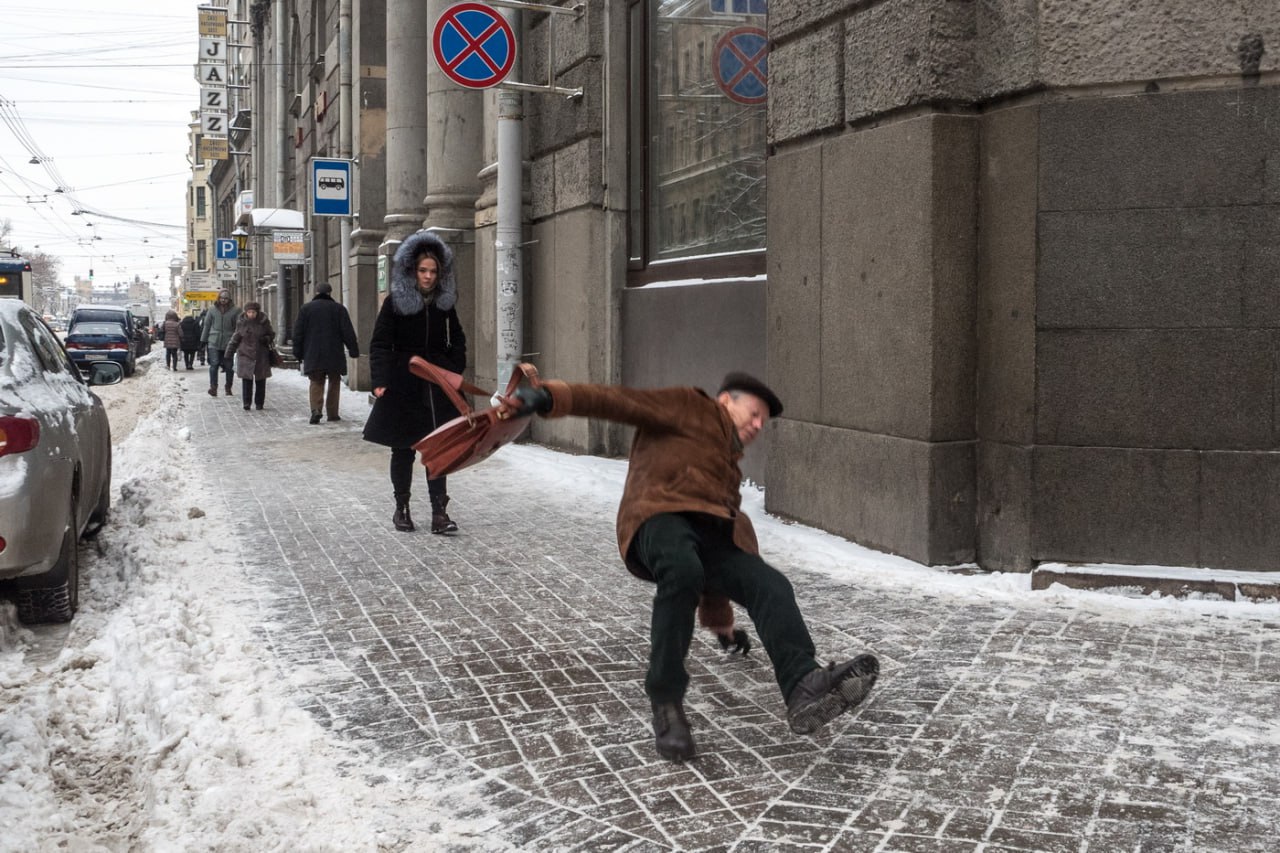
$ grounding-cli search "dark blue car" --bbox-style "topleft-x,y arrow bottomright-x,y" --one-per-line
63,321 -> 136,376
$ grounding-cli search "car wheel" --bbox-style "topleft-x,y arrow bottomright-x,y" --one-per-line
13,492 -> 80,624
85,452 -> 111,537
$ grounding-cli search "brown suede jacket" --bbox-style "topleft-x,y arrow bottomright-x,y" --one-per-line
538,380 -> 760,593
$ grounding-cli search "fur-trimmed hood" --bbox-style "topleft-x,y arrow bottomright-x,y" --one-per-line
389,230 -> 457,315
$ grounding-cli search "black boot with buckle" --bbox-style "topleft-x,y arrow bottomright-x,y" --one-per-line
392,493 -> 415,532
430,495 -> 458,535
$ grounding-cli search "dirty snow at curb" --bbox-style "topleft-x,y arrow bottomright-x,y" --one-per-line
0,359 -> 515,851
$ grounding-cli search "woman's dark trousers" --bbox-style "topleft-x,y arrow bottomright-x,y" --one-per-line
240,378 -> 266,409
390,447 -> 446,501
631,512 -> 818,704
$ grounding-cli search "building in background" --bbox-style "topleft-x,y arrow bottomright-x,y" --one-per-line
191,0 -> 1280,575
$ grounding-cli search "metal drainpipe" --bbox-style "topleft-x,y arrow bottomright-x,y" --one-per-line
339,0 -> 352,303
494,8 -> 522,391
253,10 -> 265,305
274,0 -> 288,323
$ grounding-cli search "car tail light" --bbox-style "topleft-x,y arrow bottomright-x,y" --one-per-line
64,341 -> 85,350
0,416 -> 40,457
106,342 -> 129,350
0,535 -> 6,553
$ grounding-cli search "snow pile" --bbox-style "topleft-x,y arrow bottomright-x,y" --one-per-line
0,359 -> 514,851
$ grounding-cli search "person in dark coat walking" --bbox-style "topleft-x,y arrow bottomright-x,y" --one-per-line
224,301 -> 275,411
292,282 -> 360,424
362,230 -> 466,535
178,313 -> 201,369
505,373 -> 879,762
161,310 -> 182,370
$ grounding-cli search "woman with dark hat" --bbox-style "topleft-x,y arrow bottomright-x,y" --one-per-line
223,301 -> 275,411
362,230 -> 467,534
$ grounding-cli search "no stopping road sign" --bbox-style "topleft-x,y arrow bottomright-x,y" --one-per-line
432,2 -> 517,90
714,26 -> 768,105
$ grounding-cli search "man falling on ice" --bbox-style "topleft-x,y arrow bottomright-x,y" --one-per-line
507,371 -> 879,761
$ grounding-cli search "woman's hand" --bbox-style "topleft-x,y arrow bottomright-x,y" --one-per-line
373,387 -> 386,398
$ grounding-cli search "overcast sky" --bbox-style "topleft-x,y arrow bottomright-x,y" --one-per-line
0,2 -> 198,293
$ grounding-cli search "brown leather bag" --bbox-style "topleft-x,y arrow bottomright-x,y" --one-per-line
408,356 -> 540,480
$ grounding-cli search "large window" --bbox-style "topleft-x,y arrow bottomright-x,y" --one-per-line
628,0 -> 767,283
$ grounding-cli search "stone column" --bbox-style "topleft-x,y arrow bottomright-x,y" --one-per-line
382,0 -> 431,242
423,0 -> 485,385
345,0 -> 389,391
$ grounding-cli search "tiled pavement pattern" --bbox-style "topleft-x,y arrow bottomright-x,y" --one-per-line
191,376 -> 1280,852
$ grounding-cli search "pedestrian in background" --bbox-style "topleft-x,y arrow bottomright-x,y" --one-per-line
362,230 -> 466,535
161,310 -> 182,370
196,308 -> 208,365
224,301 -> 275,411
507,372 -> 879,762
200,291 -> 240,397
178,313 -> 201,370
292,281 -> 360,425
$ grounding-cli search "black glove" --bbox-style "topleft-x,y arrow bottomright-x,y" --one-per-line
510,385 -> 553,417
717,629 -> 751,656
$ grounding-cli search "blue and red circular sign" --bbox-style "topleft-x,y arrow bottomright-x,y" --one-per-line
432,2 -> 516,90
713,26 -> 768,105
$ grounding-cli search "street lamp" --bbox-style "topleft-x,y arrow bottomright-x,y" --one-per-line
232,226 -> 249,254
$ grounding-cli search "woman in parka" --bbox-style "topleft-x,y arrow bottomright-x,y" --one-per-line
161,309 -> 182,370
362,230 -> 466,534
224,301 -> 275,411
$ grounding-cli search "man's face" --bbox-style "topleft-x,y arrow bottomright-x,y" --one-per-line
719,391 -> 770,446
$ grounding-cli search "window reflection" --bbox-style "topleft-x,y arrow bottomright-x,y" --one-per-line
647,0 -> 767,264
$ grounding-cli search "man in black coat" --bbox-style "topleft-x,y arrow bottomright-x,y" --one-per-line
291,282 -> 360,424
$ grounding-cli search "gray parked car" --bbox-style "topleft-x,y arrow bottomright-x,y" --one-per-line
0,299 -> 122,623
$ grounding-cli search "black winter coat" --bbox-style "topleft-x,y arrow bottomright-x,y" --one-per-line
360,297 -> 466,448
178,316 -> 201,351
225,313 -> 276,381
292,293 -> 359,375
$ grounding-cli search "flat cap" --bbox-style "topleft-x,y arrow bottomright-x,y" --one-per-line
717,372 -> 783,418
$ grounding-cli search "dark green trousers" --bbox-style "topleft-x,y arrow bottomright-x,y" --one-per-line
631,512 -> 818,704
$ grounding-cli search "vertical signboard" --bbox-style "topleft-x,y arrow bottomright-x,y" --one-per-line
197,6 -> 229,160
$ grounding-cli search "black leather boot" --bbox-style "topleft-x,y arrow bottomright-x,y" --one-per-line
785,654 -> 879,735
430,495 -> 458,534
651,700 -> 696,761
392,493 -> 415,532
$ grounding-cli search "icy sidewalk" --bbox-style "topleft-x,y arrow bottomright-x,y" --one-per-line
195,366 -> 1280,851
5,357 -> 1280,851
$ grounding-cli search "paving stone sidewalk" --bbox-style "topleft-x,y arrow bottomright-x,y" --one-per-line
190,373 -> 1280,852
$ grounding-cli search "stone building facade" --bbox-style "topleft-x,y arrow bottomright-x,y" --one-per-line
205,0 -> 1279,574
